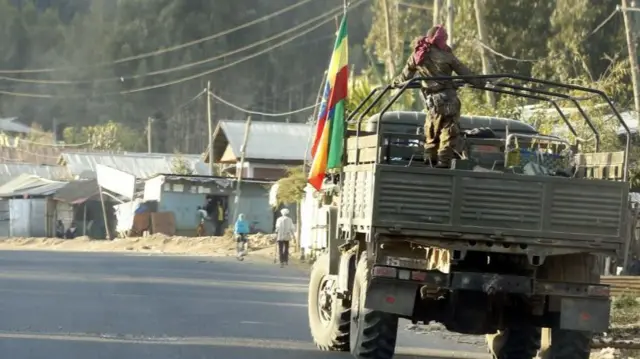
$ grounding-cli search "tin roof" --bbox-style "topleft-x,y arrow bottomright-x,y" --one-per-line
0,117 -> 34,134
53,179 -> 102,204
0,174 -> 68,197
58,152 -> 210,178
0,163 -> 71,183
150,174 -> 275,185
205,120 -> 312,163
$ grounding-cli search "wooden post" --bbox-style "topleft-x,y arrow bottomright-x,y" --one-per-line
232,116 -> 252,223
98,185 -> 112,240
83,202 -> 87,236
432,0 -> 443,25
381,0 -> 396,78
207,81 -> 215,176
622,0 -> 640,116
473,0 -> 496,106
147,117 -> 153,153
446,0 -> 454,47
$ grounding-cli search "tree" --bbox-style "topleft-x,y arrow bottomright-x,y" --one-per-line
273,166 -> 307,208
63,121 -> 144,151
170,152 -> 195,175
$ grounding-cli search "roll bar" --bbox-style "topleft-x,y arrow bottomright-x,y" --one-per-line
346,74 -> 631,181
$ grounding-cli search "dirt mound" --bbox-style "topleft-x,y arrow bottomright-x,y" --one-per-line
0,233 -> 275,257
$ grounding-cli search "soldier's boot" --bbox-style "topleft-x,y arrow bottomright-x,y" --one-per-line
424,148 -> 438,167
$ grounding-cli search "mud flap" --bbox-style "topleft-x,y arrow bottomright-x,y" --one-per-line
364,278 -> 417,317
559,297 -> 610,332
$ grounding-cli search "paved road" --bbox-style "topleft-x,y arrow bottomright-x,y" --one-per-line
0,250 -> 487,359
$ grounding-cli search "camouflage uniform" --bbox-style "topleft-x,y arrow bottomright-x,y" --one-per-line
394,47 -> 485,166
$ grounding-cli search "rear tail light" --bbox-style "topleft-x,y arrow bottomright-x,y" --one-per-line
372,266 -> 397,278
411,271 -> 427,281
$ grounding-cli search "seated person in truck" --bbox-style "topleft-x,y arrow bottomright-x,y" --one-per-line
392,25 -> 487,168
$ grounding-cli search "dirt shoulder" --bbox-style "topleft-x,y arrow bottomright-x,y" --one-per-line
0,234 -> 276,257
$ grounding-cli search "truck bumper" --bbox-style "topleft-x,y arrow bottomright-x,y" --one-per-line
365,265 -> 611,332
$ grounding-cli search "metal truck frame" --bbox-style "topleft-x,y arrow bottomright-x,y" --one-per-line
307,74 -> 633,359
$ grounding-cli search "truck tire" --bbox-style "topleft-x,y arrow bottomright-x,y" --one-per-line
350,253 -> 398,359
546,329 -> 591,359
308,253 -> 350,351
538,253 -> 599,359
486,326 -> 541,359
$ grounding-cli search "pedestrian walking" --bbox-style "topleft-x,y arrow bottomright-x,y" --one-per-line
234,213 -> 250,260
275,208 -> 295,267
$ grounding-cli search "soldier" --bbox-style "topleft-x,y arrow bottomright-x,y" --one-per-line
393,25 -> 488,168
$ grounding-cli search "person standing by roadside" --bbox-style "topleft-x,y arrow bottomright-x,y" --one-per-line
216,200 -> 225,236
275,208 -> 295,267
204,197 -> 217,235
234,213 -> 250,260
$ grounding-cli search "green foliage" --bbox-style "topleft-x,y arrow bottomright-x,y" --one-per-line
0,0 -> 372,154
63,121 -> 144,151
170,152 -> 195,175
611,294 -> 640,326
273,166 -> 306,207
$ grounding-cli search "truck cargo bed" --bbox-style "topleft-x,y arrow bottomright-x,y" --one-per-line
342,165 -> 629,253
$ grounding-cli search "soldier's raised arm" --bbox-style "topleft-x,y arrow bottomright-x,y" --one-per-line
392,55 -> 418,86
449,53 -> 486,89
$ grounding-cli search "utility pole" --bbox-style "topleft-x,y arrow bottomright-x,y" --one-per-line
232,116 -> 251,223
381,0 -> 396,78
147,117 -> 153,153
473,0 -> 496,106
622,0 -> 640,116
206,81 -> 215,176
446,0 -> 454,47
433,0 -> 443,25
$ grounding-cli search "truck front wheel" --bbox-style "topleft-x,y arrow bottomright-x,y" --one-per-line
308,253 -> 350,351
349,253 -> 398,359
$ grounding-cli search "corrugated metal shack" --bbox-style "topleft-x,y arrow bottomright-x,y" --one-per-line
53,179 -> 116,239
143,174 -> 275,236
58,152 -> 210,178
0,174 -> 68,237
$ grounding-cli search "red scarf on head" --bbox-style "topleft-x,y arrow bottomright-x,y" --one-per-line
412,25 -> 451,65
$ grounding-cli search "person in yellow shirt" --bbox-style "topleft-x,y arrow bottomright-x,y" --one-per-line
216,201 -> 224,236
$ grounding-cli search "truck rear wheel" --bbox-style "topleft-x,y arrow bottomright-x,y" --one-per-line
542,329 -> 591,359
538,253 -> 598,359
486,326 -> 541,359
308,253 -> 350,351
349,253 -> 398,359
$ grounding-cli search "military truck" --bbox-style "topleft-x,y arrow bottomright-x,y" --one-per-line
306,74 -> 633,359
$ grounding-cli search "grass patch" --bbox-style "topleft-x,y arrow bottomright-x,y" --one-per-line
610,294 -> 640,327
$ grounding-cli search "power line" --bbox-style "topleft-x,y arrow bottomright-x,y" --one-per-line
0,0 -> 314,75
0,0 -> 365,98
474,38 -> 539,63
0,6 -> 345,86
209,92 -> 318,117
589,8 -> 621,37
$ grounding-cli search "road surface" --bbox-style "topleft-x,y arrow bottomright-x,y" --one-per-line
0,250 -> 487,359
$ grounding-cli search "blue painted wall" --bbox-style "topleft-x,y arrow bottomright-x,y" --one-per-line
155,180 -> 274,235
157,191 -> 206,235
232,183 -> 274,233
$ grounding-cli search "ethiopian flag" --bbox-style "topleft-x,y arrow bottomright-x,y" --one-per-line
308,14 -> 348,191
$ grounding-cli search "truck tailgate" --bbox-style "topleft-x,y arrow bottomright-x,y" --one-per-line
372,165 -> 629,249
